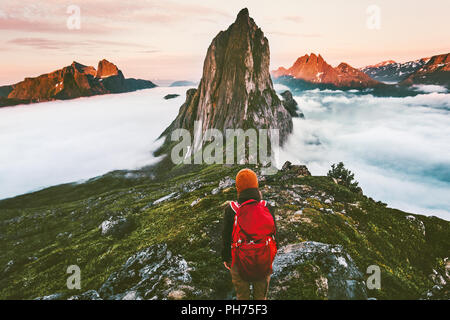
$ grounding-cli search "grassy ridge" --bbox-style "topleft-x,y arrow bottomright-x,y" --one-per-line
0,164 -> 448,299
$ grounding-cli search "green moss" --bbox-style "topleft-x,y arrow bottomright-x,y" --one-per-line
270,262 -> 328,300
0,164 -> 448,300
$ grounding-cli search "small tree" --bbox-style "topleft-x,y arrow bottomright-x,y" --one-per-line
327,162 -> 361,193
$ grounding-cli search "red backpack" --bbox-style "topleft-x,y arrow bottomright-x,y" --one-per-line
230,199 -> 277,281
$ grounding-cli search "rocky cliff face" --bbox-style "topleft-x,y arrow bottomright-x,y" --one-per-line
160,9 -> 293,154
2,60 -> 156,107
272,53 -> 379,88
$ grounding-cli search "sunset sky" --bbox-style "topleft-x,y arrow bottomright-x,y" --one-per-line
1,0 -> 449,85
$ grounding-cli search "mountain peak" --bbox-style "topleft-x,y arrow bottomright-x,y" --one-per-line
157,8 -> 294,161
70,61 -> 96,76
272,54 -> 379,88
71,61 -> 86,69
336,62 -> 350,69
236,7 -> 249,19
96,59 -> 120,78
237,8 -> 250,18
365,60 -> 397,69
233,8 -> 256,31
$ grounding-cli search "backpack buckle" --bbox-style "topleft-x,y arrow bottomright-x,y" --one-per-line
232,239 -> 242,249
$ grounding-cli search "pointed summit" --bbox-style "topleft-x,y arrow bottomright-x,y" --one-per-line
71,61 -> 96,76
229,8 -> 255,34
96,59 -> 121,78
157,9 -> 294,160
236,7 -> 249,20
272,53 -> 379,88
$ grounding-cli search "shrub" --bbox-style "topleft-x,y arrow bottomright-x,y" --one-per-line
327,162 -> 361,193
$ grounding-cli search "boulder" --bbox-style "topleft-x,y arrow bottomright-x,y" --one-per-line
281,161 -> 311,177
97,243 -> 194,300
270,241 -> 368,300
35,293 -> 65,300
99,216 -> 134,238
212,177 -> 235,194
69,290 -> 102,300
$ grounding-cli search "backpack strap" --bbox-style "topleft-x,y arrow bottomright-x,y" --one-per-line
260,199 -> 276,238
230,199 -> 258,213
240,199 -> 258,208
230,201 -> 240,213
230,199 -> 260,246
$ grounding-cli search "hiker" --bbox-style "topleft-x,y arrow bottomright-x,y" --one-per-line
221,168 -> 277,300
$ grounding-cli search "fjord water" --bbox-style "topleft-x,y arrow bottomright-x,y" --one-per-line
278,85 -> 450,220
0,85 -> 449,220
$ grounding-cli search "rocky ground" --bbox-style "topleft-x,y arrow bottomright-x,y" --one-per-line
0,163 -> 449,300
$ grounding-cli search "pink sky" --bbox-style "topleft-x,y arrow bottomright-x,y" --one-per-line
1,0 -> 449,85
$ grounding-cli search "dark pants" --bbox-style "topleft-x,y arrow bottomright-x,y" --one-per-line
230,264 -> 271,300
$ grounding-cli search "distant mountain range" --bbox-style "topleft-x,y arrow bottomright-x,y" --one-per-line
361,53 -> 450,87
272,52 -> 450,94
0,59 -> 156,107
360,58 -> 430,83
1,51 -> 448,109
272,53 -> 380,89
399,53 -> 450,87
362,53 -> 449,87
169,81 -> 197,87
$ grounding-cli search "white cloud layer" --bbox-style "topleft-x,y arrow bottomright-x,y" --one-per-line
412,84 -> 448,93
0,87 -> 187,199
278,90 -> 450,220
1,86 -> 449,221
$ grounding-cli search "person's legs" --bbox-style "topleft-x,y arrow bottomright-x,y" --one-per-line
252,275 -> 271,300
230,264 -> 251,300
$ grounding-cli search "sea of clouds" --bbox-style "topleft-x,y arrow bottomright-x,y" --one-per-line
0,87 -> 186,199
276,85 -> 450,220
1,84 -> 449,220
